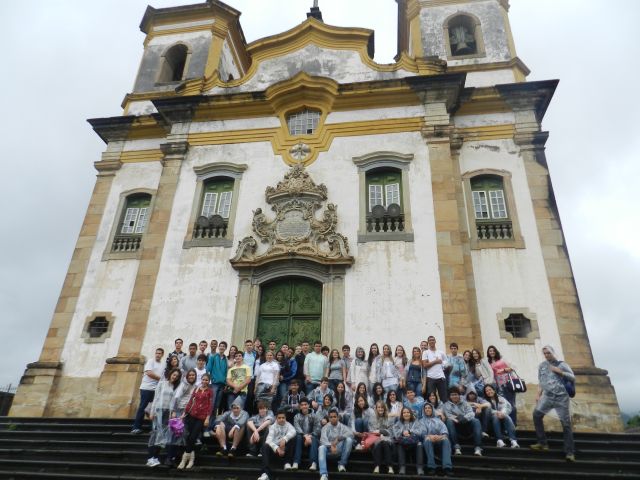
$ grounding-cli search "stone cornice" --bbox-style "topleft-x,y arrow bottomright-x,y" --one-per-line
152,96 -> 206,125
496,80 -> 559,122
87,116 -> 136,144
407,73 -> 467,112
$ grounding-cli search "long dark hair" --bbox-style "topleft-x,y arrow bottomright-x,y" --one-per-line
330,349 -> 342,365
368,343 -> 379,367
371,382 -> 385,404
354,382 -> 368,402
354,394 -> 369,417
335,382 -> 347,411
385,389 -> 398,411
168,368 -> 182,389
164,354 -> 180,379
486,345 -> 502,363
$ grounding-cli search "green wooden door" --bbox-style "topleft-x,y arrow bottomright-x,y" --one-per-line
257,278 -> 322,347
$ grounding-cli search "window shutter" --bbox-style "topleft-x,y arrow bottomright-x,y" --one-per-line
134,207 -> 149,234
472,191 -> 489,219
385,183 -> 401,207
489,190 -> 507,219
218,191 -> 233,219
121,207 -> 139,234
368,184 -> 383,212
201,192 -> 218,217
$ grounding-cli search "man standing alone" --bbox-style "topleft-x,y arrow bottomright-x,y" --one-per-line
422,336 -> 447,402
131,348 -> 164,434
530,345 -> 576,462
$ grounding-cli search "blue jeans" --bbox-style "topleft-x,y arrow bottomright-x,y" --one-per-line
406,380 -> 422,398
132,389 -> 155,430
354,418 -> 368,433
500,386 -> 518,426
211,383 -> 225,416
423,437 -> 452,470
445,417 -> 482,449
277,381 -> 290,407
491,413 -> 517,441
318,438 -> 353,475
305,381 -> 319,395
294,433 -> 319,464
227,392 -> 246,409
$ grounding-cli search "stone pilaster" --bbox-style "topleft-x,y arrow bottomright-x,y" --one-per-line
90,139 -> 189,419
499,82 -> 623,432
10,120 -> 128,417
417,75 -> 481,352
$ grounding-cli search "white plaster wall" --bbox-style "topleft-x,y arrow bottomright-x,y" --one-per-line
127,101 -> 157,116
147,30 -> 213,49
60,162 -> 163,377
189,117 -> 281,133
459,139 -> 564,383
464,69 -> 515,88
218,38 -> 241,82
326,105 -> 425,124
454,112 -> 515,128
209,44 -> 416,95
122,138 -> 164,152
152,19 -> 214,33
419,0 -> 512,64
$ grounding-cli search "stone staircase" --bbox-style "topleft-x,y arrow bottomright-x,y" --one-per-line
0,417 -> 638,479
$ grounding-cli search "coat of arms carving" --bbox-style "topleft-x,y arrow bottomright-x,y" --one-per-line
231,164 -> 353,267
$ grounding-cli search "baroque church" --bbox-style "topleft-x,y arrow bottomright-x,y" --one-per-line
11,0 -> 623,431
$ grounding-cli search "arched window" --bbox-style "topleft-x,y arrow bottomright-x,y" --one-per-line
287,109 -> 321,135
112,193 -> 151,253
158,44 -> 188,83
445,14 -> 484,58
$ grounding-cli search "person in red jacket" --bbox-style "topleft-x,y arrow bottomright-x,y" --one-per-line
178,373 -> 213,469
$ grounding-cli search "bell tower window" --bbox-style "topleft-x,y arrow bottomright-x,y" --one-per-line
158,44 -> 189,83
444,14 -> 485,59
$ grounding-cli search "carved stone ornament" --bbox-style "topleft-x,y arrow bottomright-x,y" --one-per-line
231,164 -> 353,267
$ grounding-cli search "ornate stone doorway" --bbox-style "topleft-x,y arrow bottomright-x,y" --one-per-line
257,278 -> 322,347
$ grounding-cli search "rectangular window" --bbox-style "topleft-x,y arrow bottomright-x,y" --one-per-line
472,191 -> 489,219
218,191 -> 233,219
121,207 -> 139,234
385,183 -> 400,207
489,190 -> 507,219
368,184 -> 383,211
201,192 -> 218,217
134,207 -> 149,234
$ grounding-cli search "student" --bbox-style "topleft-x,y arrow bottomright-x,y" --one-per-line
419,403 -> 453,477
422,336 -> 448,402
243,339 -> 259,413
168,369 -> 197,465
321,346 -> 330,358
483,384 -> 519,448
530,345 -> 575,462
294,341 -> 310,385
352,395 -> 374,446
227,352 -> 252,408
247,401 -> 275,457
465,390 -> 491,436
367,343 -> 381,386
255,350 -> 280,409
394,345 -> 408,393
178,373 -> 213,469
180,343 -> 199,374
214,400 -> 249,457
403,387 -> 425,420
167,338 -> 185,367
443,388 -> 483,456
315,394 -> 334,427
385,389 -> 403,420
353,382 -> 369,409
393,407 -> 424,475
194,354 -> 208,386
258,408 -> 297,480
280,379 -> 304,422
487,345 -> 518,425
132,348 -> 164,434
309,377 -> 335,411
318,408 -> 355,479
368,401 -> 396,474
267,340 -> 278,354
293,397 -> 321,471
468,349 -> 495,397
206,341 -> 228,416
227,345 -> 238,369
427,391 -> 447,422
146,367 -> 181,467
276,346 -> 297,408
341,345 -> 352,379
164,354 -> 180,380
304,341 -> 329,395
333,382 -> 353,426
447,343 -> 467,392
328,349 -> 347,393
347,347 -> 370,392
374,344 -> 401,394
406,347 -> 423,399
198,340 -> 208,359
370,382 -> 386,406
209,339 -> 219,358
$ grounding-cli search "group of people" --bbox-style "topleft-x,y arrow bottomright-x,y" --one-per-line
132,335 -> 576,479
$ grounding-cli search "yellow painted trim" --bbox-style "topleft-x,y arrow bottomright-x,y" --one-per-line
457,124 -> 515,141
120,149 -> 163,163
410,14 -> 424,57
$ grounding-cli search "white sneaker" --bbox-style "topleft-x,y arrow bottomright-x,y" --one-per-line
320,475 -> 329,480
284,463 -> 292,470
511,440 -> 520,448
338,465 -> 346,472
481,432 -> 490,439
291,463 -> 299,470
355,443 -> 364,450
373,466 -> 380,473
309,462 -> 317,471
257,474 -> 269,480
145,457 -> 158,467
203,431 -> 211,438
388,467 -> 394,474
454,447 -> 462,456
474,447 -> 482,456
496,439 -> 505,448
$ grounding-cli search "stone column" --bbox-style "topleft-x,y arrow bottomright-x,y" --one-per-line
90,139 -> 189,419
419,80 -> 481,352
10,119 -> 128,417
499,83 -> 623,431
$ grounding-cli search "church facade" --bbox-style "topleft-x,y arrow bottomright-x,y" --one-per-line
11,0 -> 623,431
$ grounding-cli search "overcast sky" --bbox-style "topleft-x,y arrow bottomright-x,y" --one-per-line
0,0 -> 638,414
